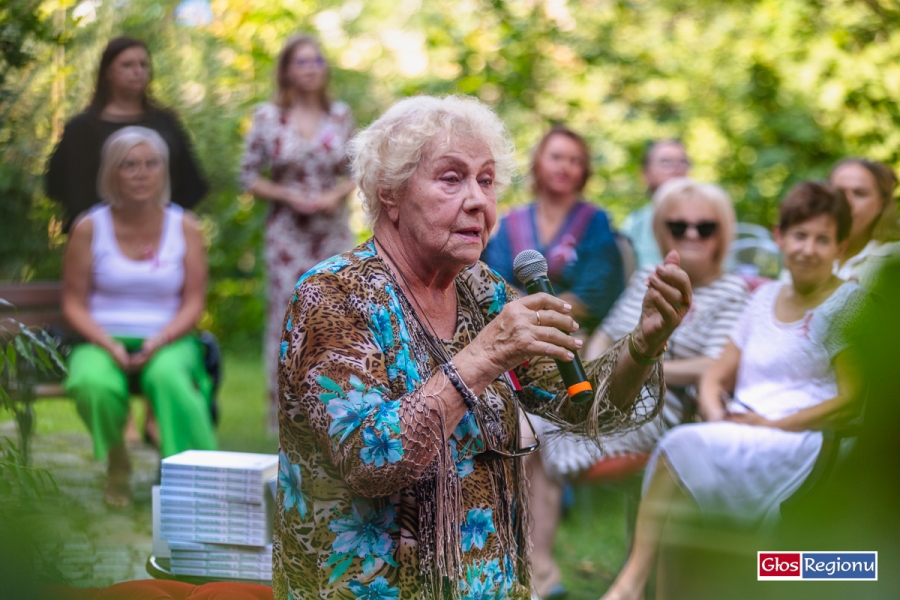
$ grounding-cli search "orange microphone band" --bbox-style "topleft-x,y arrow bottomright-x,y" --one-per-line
567,381 -> 593,397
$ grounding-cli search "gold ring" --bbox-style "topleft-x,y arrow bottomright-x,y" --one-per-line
535,310 -> 542,326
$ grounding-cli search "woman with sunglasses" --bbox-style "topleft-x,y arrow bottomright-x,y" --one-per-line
240,35 -> 356,430
526,178 -> 748,597
593,178 -> 749,448
272,96 -> 691,600
602,181 -> 865,600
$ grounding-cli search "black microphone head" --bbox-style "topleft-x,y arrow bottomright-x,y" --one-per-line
513,250 -> 548,285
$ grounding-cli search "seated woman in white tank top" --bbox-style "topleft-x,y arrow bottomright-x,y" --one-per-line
62,126 -> 216,507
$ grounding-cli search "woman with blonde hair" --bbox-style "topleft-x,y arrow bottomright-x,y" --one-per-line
588,178 -> 748,448
240,34 -> 356,430
526,178 -> 749,597
63,126 -> 216,507
603,181 -> 864,600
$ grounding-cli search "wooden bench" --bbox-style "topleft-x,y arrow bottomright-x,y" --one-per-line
0,281 -> 221,463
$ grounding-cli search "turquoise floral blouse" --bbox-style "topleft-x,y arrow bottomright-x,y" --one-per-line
274,240 -> 659,599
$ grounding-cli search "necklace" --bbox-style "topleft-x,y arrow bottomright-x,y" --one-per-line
374,239 -> 462,364
374,239 -> 486,344
374,238 -> 510,451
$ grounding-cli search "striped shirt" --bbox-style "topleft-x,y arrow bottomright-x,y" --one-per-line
601,267 -> 750,360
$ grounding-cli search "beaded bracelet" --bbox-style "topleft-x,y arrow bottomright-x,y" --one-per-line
440,361 -> 478,410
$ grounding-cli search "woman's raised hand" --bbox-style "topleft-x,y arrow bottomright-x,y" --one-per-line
635,251 -> 693,356
462,293 -> 582,381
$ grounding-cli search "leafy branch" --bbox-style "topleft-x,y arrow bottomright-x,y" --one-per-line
0,298 -> 64,497
0,436 -> 58,502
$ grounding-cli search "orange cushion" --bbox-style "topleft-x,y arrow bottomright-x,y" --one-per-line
96,580 -> 195,599
41,580 -> 273,600
578,453 -> 649,483
187,582 -> 274,600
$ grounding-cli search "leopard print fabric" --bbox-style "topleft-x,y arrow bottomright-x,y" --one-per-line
273,239 -> 661,599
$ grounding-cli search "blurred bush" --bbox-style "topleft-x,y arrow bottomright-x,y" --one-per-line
2,0 -> 900,351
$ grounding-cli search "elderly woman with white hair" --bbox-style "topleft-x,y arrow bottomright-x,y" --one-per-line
273,96 -> 692,599
62,126 -> 216,507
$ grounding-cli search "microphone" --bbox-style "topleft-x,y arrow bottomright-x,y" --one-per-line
513,250 -> 593,404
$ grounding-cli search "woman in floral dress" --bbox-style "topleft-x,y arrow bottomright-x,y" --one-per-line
272,96 -> 692,599
240,35 -> 356,428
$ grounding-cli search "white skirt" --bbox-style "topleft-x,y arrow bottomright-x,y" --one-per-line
645,422 -> 823,526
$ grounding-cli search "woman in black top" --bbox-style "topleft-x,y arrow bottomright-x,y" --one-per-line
46,37 -> 208,232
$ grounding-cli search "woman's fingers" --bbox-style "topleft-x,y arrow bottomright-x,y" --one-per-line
514,294 -> 578,333
647,287 -> 679,325
518,292 -> 573,314
537,341 -> 577,363
648,272 -> 687,308
533,309 -> 579,333
110,344 -> 130,370
475,295 -> 583,370
725,412 -> 751,425
662,249 -> 682,267
654,262 -> 692,307
637,261 -> 694,355
536,326 -> 582,353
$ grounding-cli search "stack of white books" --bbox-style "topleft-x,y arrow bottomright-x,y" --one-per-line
157,450 -> 278,580
168,540 -> 273,580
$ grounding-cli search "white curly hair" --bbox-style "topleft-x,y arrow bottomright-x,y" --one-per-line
348,95 -> 517,227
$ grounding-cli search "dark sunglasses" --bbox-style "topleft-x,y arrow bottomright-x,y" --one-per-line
666,220 -> 719,239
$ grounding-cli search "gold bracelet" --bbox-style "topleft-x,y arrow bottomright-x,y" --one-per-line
628,331 -> 666,365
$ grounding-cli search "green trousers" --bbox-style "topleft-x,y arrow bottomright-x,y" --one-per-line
65,335 -> 218,460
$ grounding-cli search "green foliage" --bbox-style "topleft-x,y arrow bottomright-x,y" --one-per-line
0,0 -> 51,92
0,0 -> 62,282
0,436 -> 57,501
0,297 -> 62,505
3,0 -> 900,349
0,304 -> 66,412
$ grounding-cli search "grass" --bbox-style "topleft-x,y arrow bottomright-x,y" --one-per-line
0,352 -> 626,598
557,486 -> 627,597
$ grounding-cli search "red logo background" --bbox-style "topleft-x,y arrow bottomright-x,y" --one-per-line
759,553 -> 801,577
